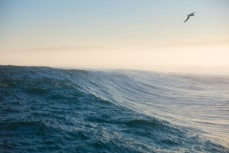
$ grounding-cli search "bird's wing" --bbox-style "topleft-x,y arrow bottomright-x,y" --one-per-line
184,15 -> 190,22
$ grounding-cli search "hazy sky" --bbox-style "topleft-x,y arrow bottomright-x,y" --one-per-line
1,0 -> 229,72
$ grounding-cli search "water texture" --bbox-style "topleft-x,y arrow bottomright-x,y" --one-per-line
0,66 -> 228,153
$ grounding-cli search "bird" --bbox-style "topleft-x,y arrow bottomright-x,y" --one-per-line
184,12 -> 196,23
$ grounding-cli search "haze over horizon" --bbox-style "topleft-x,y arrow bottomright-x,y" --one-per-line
1,0 -> 229,74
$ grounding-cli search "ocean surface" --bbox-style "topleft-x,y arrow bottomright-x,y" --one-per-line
0,65 -> 228,153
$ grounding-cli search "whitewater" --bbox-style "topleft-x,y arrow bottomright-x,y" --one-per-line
0,66 -> 228,153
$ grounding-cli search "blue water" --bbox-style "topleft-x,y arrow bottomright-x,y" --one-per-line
0,66 -> 228,153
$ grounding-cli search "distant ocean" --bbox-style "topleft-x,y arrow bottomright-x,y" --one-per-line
0,66 -> 228,153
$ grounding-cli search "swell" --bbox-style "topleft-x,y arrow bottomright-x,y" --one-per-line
80,69 -> 229,147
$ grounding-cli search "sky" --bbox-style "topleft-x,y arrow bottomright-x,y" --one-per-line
1,0 -> 229,73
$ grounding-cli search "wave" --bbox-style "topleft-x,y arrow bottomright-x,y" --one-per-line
0,66 -> 228,152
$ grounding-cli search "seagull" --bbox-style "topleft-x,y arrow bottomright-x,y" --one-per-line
184,12 -> 196,23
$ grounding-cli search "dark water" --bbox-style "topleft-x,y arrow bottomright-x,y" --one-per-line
0,66 -> 228,153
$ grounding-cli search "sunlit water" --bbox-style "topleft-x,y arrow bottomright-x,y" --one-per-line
0,66 -> 228,152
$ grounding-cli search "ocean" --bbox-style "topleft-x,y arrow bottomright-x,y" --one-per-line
0,66 -> 228,153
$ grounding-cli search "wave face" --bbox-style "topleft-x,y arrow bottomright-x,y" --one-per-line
0,66 -> 228,153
